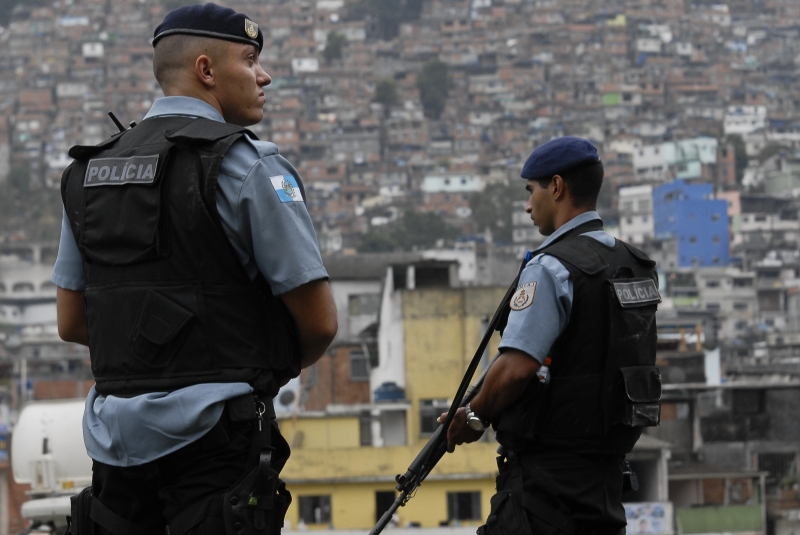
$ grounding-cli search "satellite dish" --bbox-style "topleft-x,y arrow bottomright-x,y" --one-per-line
279,390 -> 296,407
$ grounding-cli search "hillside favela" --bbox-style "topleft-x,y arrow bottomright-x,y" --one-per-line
2,0 -> 800,534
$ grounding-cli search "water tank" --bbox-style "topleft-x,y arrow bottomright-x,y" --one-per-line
12,398 -> 91,493
373,381 -> 405,402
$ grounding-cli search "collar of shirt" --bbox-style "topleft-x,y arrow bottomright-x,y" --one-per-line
539,211 -> 602,249
143,96 -> 225,123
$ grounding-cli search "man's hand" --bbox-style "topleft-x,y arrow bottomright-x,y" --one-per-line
437,407 -> 484,453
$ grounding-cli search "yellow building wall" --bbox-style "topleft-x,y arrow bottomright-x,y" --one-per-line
285,478 -> 497,530
279,285 -> 510,530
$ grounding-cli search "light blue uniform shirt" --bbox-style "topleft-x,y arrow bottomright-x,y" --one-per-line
498,211 -> 614,363
52,97 -> 328,466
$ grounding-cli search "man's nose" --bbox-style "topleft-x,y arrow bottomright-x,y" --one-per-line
257,65 -> 271,87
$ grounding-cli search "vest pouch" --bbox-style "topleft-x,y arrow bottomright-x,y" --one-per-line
86,283 -> 218,382
613,366 -> 661,427
81,145 -> 174,266
131,289 -> 196,369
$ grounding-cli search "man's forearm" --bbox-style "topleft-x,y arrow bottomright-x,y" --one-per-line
468,349 -> 541,421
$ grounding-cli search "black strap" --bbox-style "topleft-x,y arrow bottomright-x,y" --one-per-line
90,496 -> 163,535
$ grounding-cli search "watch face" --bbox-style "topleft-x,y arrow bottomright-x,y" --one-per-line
467,417 -> 485,431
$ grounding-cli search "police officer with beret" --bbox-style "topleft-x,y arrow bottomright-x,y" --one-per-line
439,137 -> 661,535
53,4 -> 337,534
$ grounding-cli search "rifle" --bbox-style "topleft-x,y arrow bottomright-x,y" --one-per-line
369,262 -> 526,535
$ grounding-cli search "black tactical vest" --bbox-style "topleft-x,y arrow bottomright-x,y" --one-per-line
61,116 -> 301,397
494,221 -> 661,455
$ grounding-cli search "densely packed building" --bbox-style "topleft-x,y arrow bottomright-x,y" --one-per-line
3,0 -> 800,533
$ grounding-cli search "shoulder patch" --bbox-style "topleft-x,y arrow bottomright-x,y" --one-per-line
611,279 -> 661,308
84,155 -> 159,187
269,174 -> 304,203
510,282 -> 537,311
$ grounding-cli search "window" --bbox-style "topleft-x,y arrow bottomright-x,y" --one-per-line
447,492 -> 482,521
639,199 -> 650,211
711,213 -> 720,221
689,236 -> 697,244
420,399 -> 449,435
712,236 -> 720,243
733,302 -> 749,310
350,351 -> 369,381
732,389 -> 765,415
299,495 -> 331,525
706,303 -> 720,310
706,280 -> 720,288
348,294 -> 381,316
375,491 -> 396,523
12,282 -> 34,292
758,452 -> 797,487
359,411 -> 372,446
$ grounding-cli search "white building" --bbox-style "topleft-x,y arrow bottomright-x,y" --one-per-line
723,106 -> 767,136
618,185 -> 655,244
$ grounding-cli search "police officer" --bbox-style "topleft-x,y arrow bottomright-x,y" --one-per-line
53,4 -> 337,534
439,137 -> 661,535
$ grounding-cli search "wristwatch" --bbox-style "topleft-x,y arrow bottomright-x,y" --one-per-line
465,403 -> 489,431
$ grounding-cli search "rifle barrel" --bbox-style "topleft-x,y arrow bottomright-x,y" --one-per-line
369,493 -> 407,535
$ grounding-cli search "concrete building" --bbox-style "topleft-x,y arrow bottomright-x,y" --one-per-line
654,180 -> 730,268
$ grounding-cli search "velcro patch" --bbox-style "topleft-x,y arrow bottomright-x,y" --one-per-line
510,282 -> 537,311
611,279 -> 661,308
84,155 -> 159,187
269,174 -> 304,203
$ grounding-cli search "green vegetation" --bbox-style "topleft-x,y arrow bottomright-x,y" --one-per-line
0,166 -> 62,241
416,60 -> 450,119
757,142 -> 792,163
469,183 -> 522,243
374,79 -> 398,108
345,0 -> 424,41
724,134 -> 748,184
323,32 -> 347,64
357,210 -> 457,252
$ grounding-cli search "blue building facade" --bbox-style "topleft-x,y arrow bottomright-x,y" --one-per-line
653,180 -> 730,267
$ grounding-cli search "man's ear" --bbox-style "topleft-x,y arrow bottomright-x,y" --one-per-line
194,54 -> 215,88
551,174 -> 565,201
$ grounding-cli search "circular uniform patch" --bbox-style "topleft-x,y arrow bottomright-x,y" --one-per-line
510,281 -> 537,311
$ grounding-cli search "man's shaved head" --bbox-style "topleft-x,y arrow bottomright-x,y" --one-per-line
152,34 -> 228,91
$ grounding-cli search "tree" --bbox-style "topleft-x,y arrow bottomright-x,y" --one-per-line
357,229 -> 398,252
758,142 -> 791,163
416,60 -> 450,119
725,134 -> 748,185
357,210 -> 458,252
391,210 -> 457,250
323,32 -> 347,64
344,0 -> 424,41
374,79 -> 398,108
469,183 -> 523,243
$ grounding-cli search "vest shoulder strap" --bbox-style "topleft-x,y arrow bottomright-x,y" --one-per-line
164,118 -> 256,146
620,241 -> 657,268
540,236 -> 609,275
67,132 -> 126,160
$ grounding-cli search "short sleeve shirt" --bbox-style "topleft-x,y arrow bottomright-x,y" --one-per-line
498,212 -> 615,364
52,96 -> 327,466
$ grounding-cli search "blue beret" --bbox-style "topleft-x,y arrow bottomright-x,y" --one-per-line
521,136 -> 600,181
153,3 -> 263,52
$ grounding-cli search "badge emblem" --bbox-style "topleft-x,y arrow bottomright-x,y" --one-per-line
269,175 -> 304,203
510,282 -> 537,311
245,19 -> 258,39
282,178 -> 296,198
